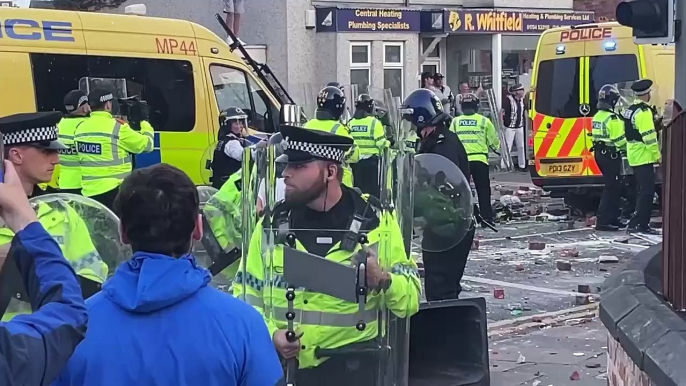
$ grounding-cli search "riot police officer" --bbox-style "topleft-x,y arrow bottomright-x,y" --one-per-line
401,88 -> 475,300
326,81 -> 351,123
450,93 -> 500,225
58,90 -> 90,195
210,107 -> 250,189
592,85 -> 627,231
304,86 -> 359,187
622,79 -> 660,235
348,94 -> 388,197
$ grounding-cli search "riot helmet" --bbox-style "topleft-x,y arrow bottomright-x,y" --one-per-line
326,81 -> 344,92
597,84 -> 621,111
460,93 -> 480,114
355,94 -> 375,114
316,86 -> 346,121
400,88 -> 450,134
219,107 -> 248,136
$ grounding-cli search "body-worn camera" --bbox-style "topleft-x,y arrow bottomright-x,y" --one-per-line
116,96 -> 149,130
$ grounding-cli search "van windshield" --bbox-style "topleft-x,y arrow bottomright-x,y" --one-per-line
535,58 -> 582,118
587,54 -> 639,115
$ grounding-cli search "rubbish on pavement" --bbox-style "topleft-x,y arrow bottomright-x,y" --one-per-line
556,260 -> 572,271
559,248 -> 579,258
585,216 -> 597,227
529,241 -> 546,250
598,255 -> 619,263
500,195 -> 522,206
577,284 -> 591,293
586,363 -> 601,368
494,288 -> 505,299
570,370 -> 581,380
471,239 -> 479,250
517,354 -> 526,364
573,352 -> 585,357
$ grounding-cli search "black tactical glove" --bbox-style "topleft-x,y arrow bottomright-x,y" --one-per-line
138,101 -> 150,122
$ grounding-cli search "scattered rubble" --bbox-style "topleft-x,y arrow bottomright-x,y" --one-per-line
471,239 -> 479,250
529,241 -> 546,250
570,370 -> 581,380
493,288 -> 505,299
556,260 -> 572,271
598,255 -> 619,264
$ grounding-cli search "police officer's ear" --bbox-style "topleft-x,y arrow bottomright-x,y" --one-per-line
192,214 -> 203,242
5,147 -> 23,165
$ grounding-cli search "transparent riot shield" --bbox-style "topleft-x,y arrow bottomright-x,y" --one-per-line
479,88 -> 513,171
249,132 -> 412,385
0,194 -> 128,321
290,82 -> 320,118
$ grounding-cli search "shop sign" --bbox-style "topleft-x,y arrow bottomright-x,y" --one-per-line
316,7 -> 421,33
446,9 -> 594,34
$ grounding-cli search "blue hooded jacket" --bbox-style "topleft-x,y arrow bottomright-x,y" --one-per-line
53,252 -> 283,386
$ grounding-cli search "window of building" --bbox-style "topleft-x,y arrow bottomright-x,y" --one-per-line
421,37 -> 440,58
209,64 -> 279,133
30,53 -> 196,132
383,42 -> 404,99
350,42 -> 371,94
421,38 -> 441,87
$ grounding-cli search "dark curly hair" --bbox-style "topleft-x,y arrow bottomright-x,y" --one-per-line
113,163 -> 199,257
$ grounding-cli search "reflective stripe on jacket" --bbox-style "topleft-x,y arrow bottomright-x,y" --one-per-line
449,113 -> 500,164
58,117 -> 87,190
591,110 -> 626,150
74,111 -> 154,197
623,103 -> 660,167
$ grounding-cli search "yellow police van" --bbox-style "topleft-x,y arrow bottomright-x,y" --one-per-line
0,7 -> 289,186
527,22 -> 673,209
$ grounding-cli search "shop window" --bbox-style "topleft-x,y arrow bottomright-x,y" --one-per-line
383,42 -> 404,99
209,64 -> 279,133
30,53 -> 195,132
587,54 -> 639,116
535,58 -> 581,119
421,37 -> 440,58
350,42 -> 371,95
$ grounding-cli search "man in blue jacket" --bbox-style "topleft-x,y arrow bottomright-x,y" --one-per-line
54,163 -> 283,386
0,114 -> 88,385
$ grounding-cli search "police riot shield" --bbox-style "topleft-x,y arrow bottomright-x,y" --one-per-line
0,194 -> 128,320
238,125 -> 413,386
480,88 -> 514,171
290,82 -> 320,119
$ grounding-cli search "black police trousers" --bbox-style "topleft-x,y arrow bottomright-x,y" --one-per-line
629,164 -> 656,230
90,186 -> 120,212
469,161 -> 493,222
423,227 -> 476,301
296,353 -> 378,386
594,148 -> 622,226
352,156 -> 381,198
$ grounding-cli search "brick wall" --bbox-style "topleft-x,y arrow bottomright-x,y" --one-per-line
574,0 -> 623,21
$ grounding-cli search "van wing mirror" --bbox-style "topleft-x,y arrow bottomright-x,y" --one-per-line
280,104 -> 304,126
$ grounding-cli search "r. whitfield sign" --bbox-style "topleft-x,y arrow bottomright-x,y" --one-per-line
316,7 -> 421,32
446,10 -> 594,34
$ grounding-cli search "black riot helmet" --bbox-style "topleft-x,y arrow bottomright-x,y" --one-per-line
219,106 -> 248,136
317,86 -> 346,120
400,88 -> 450,133
460,93 -> 480,114
355,94 -> 375,114
597,84 -> 621,111
326,81 -> 344,92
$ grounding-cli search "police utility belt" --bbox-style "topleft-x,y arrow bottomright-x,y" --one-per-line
591,141 -> 620,159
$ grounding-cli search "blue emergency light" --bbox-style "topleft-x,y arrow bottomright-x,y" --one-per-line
555,45 -> 566,55
603,41 -> 617,51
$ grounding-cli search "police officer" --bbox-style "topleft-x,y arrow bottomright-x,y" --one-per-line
348,94 -> 388,197
401,88 -> 475,300
74,88 -> 154,210
58,90 -> 90,195
0,112 -> 107,320
450,93 -> 500,224
622,79 -> 660,235
210,107 -> 250,189
304,86 -> 359,188
234,125 -> 420,385
326,81 -> 351,123
592,85 -> 627,231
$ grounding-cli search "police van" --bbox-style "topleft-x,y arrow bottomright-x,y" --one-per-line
527,22 -> 674,208
0,6 -> 290,186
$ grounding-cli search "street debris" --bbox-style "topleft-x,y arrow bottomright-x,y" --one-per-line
556,260 -> 572,271
532,381 -> 541,386
598,255 -> 620,264
517,354 -> 526,364
573,352 -> 585,357
559,248 -> 579,258
471,239 -> 479,250
570,370 -> 581,380
585,216 -> 597,227
586,363 -> 601,368
494,288 -> 505,299
529,241 -> 546,250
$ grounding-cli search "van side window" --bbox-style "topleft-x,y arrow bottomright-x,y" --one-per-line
209,64 -> 277,133
535,58 -> 582,118
30,53 -> 196,132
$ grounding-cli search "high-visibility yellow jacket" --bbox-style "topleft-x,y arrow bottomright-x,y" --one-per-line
205,172 -> 243,280
303,119 -> 359,187
74,111 -> 154,197
450,113 -> 500,165
347,116 -> 388,158
233,191 -> 421,369
622,102 -> 661,167
57,116 -> 88,190
592,110 -> 626,150
0,202 -> 107,321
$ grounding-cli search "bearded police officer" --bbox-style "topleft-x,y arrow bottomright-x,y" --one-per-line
592,85 -> 627,231
74,88 -> 155,210
210,107 -> 250,189
348,94 -> 388,197
621,79 -> 660,235
401,88 -> 475,300
58,90 -> 91,195
304,86 -> 360,188
450,93 -> 500,225
233,125 -> 420,385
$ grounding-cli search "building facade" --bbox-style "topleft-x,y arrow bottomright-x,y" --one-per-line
104,0 -> 593,111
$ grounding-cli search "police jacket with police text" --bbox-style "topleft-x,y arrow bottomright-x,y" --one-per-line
450,113 -> 500,165
233,187 -> 421,369
622,102 -> 661,167
0,222 -> 88,386
347,111 -> 388,159
57,115 -> 87,190
592,110 -> 626,151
